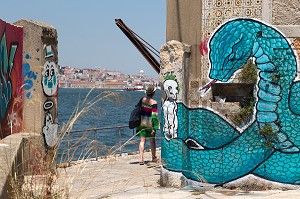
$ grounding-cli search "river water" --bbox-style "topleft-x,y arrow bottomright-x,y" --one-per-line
57,88 -> 162,162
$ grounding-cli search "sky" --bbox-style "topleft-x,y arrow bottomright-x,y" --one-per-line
1,0 -> 166,78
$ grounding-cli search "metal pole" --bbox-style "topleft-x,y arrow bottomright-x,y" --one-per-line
94,130 -> 98,161
67,133 -> 70,165
118,127 -> 122,154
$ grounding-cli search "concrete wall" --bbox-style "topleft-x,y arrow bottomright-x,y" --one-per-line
273,0 -> 300,25
0,134 -> 23,198
161,0 -> 300,187
0,133 -> 47,198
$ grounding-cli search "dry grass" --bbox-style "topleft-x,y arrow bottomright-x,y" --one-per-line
2,88 -> 140,198
223,178 -> 292,192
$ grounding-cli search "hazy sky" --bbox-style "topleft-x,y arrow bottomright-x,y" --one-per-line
2,0 -> 166,78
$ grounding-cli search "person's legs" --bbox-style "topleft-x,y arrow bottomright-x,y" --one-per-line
139,136 -> 146,164
149,138 -> 158,162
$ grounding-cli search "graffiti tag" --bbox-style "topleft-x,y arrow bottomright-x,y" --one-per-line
23,54 -> 37,99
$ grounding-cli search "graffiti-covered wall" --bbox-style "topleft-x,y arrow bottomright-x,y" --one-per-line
162,1 -> 300,186
13,19 -> 59,174
13,19 -> 59,145
161,18 -> 300,185
0,19 -> 23,138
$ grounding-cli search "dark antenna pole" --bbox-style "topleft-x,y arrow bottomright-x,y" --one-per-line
115,19 -> 160,74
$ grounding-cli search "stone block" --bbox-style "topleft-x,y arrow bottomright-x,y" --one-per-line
160,167 -> 187,188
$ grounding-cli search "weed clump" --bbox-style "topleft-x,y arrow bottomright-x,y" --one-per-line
238,61 -> 257,83
259,124 -> 278,148
231,98 -> 254,126
230,60 -> 257,126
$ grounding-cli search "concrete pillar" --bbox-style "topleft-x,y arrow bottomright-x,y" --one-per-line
13,19 -> 59,175
160,41 -> 190,188
166,0 -> 203,81
262,0 -> 273,24
13,19 -> 58,136
160,40 -> 190,105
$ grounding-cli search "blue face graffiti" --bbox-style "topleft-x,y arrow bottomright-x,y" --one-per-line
42,61 -> 58,96
162,18 -> 300,185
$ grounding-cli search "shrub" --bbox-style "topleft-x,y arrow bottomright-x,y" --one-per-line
238,60 -> 257,83
259,124 -> 278,148
231,98 -> 254,126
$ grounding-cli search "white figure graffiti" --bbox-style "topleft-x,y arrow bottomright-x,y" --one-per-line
42,61 -> 58,96
43,101 -> 58,147
162,79 -> 178,140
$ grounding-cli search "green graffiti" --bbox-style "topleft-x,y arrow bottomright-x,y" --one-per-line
163,74 -> 180,93
0,33 -> 18,119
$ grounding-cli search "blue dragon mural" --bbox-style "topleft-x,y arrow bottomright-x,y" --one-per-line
161,18 -> 300,185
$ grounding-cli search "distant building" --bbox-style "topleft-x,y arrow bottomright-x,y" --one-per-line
58,65 -> 159,89
103,80 -> 127,89
139,69 -> 144,78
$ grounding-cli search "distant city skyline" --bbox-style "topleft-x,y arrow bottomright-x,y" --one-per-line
61,65 -> 153,77
1,0 -> 165,78
59,65 -> 159,89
